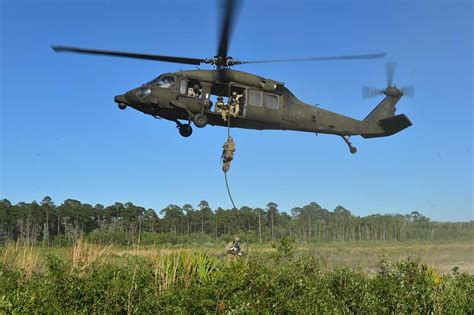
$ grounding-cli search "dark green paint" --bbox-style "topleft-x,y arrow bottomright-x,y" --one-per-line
53,0 -> 412,153
114,68 -> 411,153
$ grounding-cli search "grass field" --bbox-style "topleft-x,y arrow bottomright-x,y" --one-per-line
7,240 -> 472,275
106,240 -> 474,274
1,239 -> 473,313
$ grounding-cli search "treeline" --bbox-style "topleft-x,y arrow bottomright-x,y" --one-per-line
0,197 -> 472,245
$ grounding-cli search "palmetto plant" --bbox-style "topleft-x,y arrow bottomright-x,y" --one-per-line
153,251 -> 222,292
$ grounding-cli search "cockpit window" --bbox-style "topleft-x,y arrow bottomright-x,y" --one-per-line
156,76 -> 175,88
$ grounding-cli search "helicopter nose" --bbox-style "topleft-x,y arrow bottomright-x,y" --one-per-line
114,94 -> 127,104
114,94 -> 129,110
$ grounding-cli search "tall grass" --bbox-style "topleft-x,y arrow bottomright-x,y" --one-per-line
69,236 -> 112,273
1,241 -> 40,278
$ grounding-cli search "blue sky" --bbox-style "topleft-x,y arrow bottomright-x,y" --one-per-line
1,0 -> 472,221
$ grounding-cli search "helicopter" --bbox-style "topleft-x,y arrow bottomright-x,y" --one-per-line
52,0 -> 413,154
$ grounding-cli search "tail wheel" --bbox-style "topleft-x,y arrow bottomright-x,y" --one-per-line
179,124 -> 193,137
193,113 -> 208,128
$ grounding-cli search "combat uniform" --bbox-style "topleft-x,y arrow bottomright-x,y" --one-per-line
222,136 -> 236,173
190,85 -> 201,98
215,97 -> 229,122
225,237 -> 242,258
229,93 -> 240,118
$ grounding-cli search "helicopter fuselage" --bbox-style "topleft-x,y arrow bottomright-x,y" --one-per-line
114,69 -> 411,149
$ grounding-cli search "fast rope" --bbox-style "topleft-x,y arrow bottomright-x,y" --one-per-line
222,112 -> 238,210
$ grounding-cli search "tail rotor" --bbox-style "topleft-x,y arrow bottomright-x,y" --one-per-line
363,62 -> 415,99
400,85 -> 415,97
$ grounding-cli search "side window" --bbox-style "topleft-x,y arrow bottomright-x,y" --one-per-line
266,93 -> 279,110
185,79 -> 202,98
179,80 -> 187,94
156,76 -> 175,88
248,90 -> 262,107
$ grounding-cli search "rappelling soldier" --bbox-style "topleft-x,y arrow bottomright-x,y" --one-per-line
222,136 -> 235,173
226,236 -> 242,258
215,96 -> 229,122
229,91 -> 240,118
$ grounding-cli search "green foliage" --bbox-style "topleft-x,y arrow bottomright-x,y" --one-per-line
1,198 -> 473,246
370,257 -> 474,313
0,248 -> 472,314
272,235 -> 296,259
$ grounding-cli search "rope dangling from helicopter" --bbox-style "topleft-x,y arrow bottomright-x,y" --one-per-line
221,111 -> 238,210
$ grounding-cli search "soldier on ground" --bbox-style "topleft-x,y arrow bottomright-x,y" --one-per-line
222,136 -> 235,173
226,236 -> 242,257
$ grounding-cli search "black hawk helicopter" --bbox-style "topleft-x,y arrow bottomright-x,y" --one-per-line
52,0 -> 413,154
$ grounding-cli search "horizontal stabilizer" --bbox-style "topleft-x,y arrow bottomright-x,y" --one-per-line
379,114 -> 412,135
362,114 -> 412,138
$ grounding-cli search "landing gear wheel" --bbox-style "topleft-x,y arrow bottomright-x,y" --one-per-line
193,113 -> 208,128
118,103 -> 127,110
179,124 -> 193,137
341,135 -> 357,154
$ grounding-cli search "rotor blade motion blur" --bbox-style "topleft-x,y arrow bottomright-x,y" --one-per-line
386,62 -> 397,86
51,46 -> 206,65
362,86 -> 384,99
239,53 -> 388,64
52,1 -> 387,69
216,0 -> 240,59
401,85 -> 415,97
362,63 -> 415,99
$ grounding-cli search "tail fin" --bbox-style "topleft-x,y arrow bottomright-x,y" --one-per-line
363,95 -> 399,123
362,95 -> 412,138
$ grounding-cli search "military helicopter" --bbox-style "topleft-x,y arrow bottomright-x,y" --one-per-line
52,0 -> 413,154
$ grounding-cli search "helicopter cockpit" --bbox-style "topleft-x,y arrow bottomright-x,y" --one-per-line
147,75 -> 175,88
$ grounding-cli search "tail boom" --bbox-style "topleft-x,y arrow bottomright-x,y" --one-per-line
361,94 -> 412,138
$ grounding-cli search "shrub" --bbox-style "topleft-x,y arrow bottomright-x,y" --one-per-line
0,249 -> 472,313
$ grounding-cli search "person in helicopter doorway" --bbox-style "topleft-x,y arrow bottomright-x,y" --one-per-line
226,236 -> 243,258
190,84 -> 201,97
229,91 -> 240,118
215,96 -> 229,122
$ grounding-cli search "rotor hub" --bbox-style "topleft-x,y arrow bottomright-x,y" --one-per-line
206,56 -> 243,68
384,86 -> 402,98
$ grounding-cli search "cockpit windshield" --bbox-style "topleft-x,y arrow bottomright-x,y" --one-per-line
146,76 -> 175,88
157,76 -> 175,88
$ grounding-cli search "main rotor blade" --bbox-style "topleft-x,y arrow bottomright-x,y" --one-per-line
52,45 -> 206,65
239,53 -> 388,64
217,0 -> 240,59
386,62 -> 397,86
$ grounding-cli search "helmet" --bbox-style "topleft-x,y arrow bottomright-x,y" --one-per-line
234,236 -> 240,242
193,84 -> 200,90
232,91 -> 237,96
